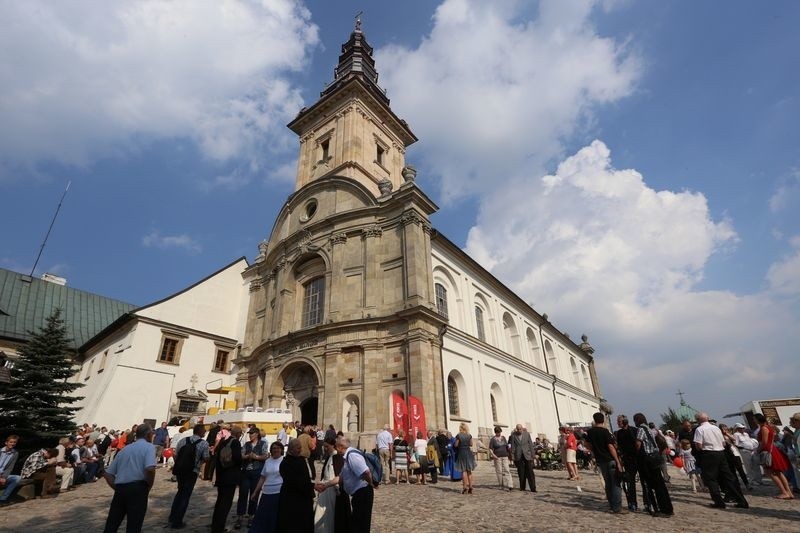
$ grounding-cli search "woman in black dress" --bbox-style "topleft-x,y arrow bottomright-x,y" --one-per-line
277,438 -> 316,532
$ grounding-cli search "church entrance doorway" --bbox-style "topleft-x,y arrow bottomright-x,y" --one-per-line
300,397 -> 318,426
275,361 -> 320,426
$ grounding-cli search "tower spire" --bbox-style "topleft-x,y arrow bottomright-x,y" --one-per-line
321,16 -> 387,103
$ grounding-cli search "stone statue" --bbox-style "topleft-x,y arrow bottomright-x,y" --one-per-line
347,403 -> 359,432
284,390 -> 296,407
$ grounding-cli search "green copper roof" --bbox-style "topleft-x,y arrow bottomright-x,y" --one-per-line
676,400 -> 699,422
0,268 -> 135,351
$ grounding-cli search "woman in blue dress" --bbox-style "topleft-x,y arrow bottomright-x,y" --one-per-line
454,422 -> 477,494
446,431 -> 458,480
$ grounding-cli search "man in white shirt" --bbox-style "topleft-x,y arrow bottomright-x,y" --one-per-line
693,413 -> 748,509
732,423 -> 762,485
336,436 -> 374,533
375,425 -> 393,484
54,438 -> 75,492
103,424 -> 157,532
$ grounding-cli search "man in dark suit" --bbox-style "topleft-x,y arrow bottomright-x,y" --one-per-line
509,424 -> 537,492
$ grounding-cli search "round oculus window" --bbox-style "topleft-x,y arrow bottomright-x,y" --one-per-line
300,198 -> 318,222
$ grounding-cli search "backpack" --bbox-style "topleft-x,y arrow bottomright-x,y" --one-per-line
347,449 -> 381,488
218,438 -> 234,468
172,438 -> 199,475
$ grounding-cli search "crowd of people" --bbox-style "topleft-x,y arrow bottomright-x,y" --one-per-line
162,420 -> 374,533
1,410 -> 799,530
0,422 -> 137,504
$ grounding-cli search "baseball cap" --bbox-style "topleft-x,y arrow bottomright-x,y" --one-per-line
733,423 -> 746,429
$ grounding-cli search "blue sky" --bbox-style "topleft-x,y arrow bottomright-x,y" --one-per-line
1,0 -> 798,425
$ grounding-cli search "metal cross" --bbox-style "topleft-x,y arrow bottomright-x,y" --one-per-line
355,10 -> 363,31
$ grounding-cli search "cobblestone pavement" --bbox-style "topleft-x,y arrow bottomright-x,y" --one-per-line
1,462 -> 798,532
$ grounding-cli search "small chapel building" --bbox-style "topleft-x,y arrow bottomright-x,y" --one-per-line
233,24 -> 604,441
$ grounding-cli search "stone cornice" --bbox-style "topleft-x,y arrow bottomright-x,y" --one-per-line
288,78 -> 417,148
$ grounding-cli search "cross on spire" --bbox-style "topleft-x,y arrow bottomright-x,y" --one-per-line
354,10 -> 363,32
190,373 -> 199,391
677,389 -> 686,405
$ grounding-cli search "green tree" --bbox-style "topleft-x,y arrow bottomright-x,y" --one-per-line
0,308 -> 83,436
659,407 -> 681,434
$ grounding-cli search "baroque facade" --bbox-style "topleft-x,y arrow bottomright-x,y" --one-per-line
234,25 -> 603,441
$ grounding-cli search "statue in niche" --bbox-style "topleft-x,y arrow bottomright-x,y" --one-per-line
284,390 -> 296,407
347,403 -> 359,432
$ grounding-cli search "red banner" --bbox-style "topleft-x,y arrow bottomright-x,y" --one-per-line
408,395 -> 427,441
391,391 -> 407,437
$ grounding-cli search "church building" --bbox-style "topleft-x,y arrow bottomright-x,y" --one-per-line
234,23 -> 604,441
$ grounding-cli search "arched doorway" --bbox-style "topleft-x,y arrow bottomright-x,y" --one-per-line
300,397 -> 318,426
273,361 -> 320,425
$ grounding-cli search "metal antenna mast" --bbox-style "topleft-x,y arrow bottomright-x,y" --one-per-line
30,181 -> 71,277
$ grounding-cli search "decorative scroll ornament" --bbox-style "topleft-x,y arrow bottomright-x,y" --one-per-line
298,229 -> 320,254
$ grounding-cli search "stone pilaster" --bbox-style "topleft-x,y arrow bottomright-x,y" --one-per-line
402,210 -> 430,308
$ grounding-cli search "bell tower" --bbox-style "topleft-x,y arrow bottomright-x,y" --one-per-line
288,19 -> 417,197
238,20 -> 446,439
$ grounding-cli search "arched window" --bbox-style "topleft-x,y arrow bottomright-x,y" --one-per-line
296,256 -> 326,329
490,382 -> 504,424
544,340 -> 559,377
502,313 -> 520,357
435,283 -> 449,319
581,365 -> 592,392
570,357 -> 579,387
302,277 -> 325,327
447,375 -> 459,416
526,328 -> 542,368
475,306 -> 485,341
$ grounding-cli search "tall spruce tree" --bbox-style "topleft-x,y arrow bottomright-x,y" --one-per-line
659,407 -> 681,434
0,308 -> 83,436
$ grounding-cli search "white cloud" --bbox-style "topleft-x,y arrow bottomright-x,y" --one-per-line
376,0 -> 640,202
768,168 -> 800,213
467,140 -> 738,312
463,140 -> 800,418
0,0 -> 318,176
767,236 -> 800,297
202,168 -> 252,192
142,231 -> 202,254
